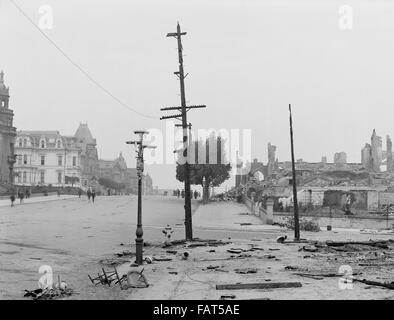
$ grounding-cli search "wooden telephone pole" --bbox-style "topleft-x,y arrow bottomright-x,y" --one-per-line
289,104 -> 300,241
160,22 -> 206,241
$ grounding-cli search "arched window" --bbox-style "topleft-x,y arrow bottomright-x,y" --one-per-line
23,139 -> 27,147
40,139 -> 46,148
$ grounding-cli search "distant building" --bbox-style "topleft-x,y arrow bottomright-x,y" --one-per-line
371,129 -> 383,172
334,152 -> 347,168
98,152 -> 128,183
125,167 -> 138,194
361,143 -> 372,170
361,129 -> 384,172
0,71 -> 17,189
267,143 -> 278,178
99,156 -> 153,195
387,135 -> 393,172
14,131 -> 81,187
74,123 -> 99,187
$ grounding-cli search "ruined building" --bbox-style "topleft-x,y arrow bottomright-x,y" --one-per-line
0,71 -> 16,189
387,135 -> 393,172
267,142 -> 278,178
334,152 -> 347,168
361,129 -> 386,172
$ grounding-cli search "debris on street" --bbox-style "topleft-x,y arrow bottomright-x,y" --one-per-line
234,268 -> 258,274
126,269 -> 149,288
216,282 -> 302,290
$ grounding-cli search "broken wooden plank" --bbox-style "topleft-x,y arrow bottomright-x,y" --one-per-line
353,278 -> 394,290
325,240 -> 390,247
294,272 -> 362,278
216,282 -> 302,290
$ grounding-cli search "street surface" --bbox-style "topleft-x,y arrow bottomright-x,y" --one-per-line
0,195 -> 276,299
1,195 -> 394,300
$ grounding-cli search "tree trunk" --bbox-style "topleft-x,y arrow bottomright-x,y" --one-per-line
203,180 -> 210,204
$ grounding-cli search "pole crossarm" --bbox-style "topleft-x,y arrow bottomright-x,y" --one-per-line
160,114 -> 183,120
166,32 -> 187,37
161,105 -> 206,111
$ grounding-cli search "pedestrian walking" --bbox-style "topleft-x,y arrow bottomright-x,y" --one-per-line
91,189 -> 96,203
177,189 -> 180,198
181,189 -> 185,199
57,190 -> 61,197
18,192 -> 24,204
78,189 -> 82,198
10,194 -> 15,207
25,189 -> 30,199
194,190 -> 198,199
87,187 -> 92,203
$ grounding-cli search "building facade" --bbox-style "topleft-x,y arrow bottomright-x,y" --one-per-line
98,152 -> 128,183
0,71 -> 17,190
74,123 -> 99,187
334,152 -> 347,168
14,131 -> 81,187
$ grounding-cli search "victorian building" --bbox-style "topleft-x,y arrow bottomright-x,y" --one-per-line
0,71 -> 17,191
74,123 -> 99,187
14,131 -> 81,187
98,152 -> 128,183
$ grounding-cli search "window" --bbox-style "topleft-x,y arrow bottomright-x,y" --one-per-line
57,172 -> 62,184
23,139 -> 27,147
18,156 -> 22,165
23,154 -> 27,165
40,171 -> 45,184
57,140 -> 62,148
17,173 -> 21,183
18,139 -> 22,147
72,156 -> 77,167
40,140 -> 45,148
23,172 -> 27,183
41,155 -> 45,166
58,155 -> 62,166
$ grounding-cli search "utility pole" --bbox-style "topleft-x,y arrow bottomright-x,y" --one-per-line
175,123 -> 192,142
160,22 -> 206,241
289,104 -> 300,241
126,131 -> 156,265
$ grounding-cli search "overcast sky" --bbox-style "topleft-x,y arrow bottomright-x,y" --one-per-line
1,0 -> 394,189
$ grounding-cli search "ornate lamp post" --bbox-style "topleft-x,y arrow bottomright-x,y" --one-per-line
126,131 -> 156,265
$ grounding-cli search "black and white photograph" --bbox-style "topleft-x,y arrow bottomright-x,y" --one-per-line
1,0 -> 394,311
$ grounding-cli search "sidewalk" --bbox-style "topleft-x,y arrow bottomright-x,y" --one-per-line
116,202 -> 394,300
0,194 -> 77,207
193,201 -> 282,232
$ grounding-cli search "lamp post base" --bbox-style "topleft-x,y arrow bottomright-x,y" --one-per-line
135,236 -> 144,265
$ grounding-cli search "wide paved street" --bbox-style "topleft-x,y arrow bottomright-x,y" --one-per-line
2,195 -> 394,300
0,195 -> 203,299
0,195 -> 280,299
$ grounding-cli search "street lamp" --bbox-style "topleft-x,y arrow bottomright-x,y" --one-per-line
126,131 -> 156,265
